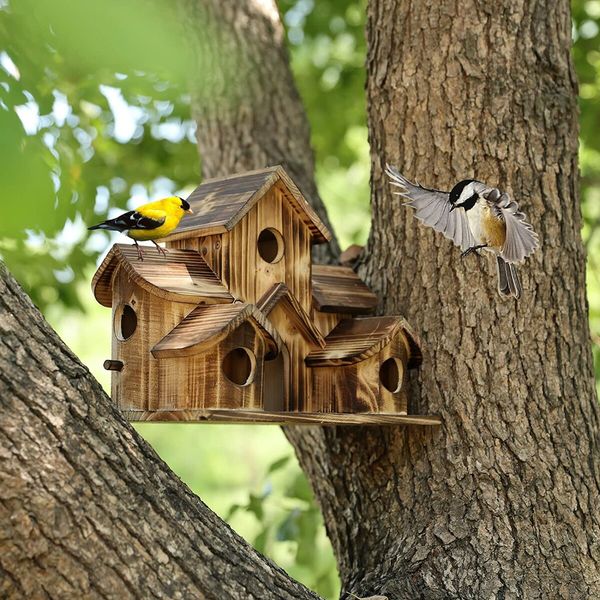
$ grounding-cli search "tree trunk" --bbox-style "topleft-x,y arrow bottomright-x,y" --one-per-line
0,261 -> 319,598
184,0 -> 339,263
192,0 -> 600,598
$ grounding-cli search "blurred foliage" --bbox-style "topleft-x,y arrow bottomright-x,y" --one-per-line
4,1 -> 600,599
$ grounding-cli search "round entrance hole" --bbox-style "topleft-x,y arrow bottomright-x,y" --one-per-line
115,304 -> 138,340
379,357 -> 404,393
222,347 -> 256,386
257,228 -> 284,263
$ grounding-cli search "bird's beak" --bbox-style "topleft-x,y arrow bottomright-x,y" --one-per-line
186,208 -> 194,214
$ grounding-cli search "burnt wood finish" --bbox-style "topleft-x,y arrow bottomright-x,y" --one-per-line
305,316 -> 417,367
258,283 -> 324,348
92,166 -> 435,423
312,264 -> 379,314
110,273 -> 199,412
121,408 -> 440,426
161,166 -> 331,244
310,333 -> 410,414
156,320 -> 273,411
93,244 -> 233,308
151,303 -> 280,359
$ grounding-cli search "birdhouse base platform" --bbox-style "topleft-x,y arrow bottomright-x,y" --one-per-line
122,409 -> 441,426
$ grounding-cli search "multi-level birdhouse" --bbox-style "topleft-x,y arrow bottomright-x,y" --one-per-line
92,166 -> 439,425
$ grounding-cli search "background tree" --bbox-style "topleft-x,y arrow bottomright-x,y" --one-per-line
2,0 -> 600,598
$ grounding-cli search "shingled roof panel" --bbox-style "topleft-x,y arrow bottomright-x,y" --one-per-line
162,166 -> 331,244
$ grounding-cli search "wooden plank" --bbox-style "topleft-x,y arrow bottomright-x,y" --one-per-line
258,283 -> 325,348
151,303 -> 281,359
93,244 -> 233,308
306,316 -> 415,366
121,408 -> 442,426
161,166 -> 331,244
312,265 -> 379,314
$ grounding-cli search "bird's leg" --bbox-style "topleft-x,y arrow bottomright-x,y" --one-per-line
134,241 -> 144,261
461,244 -> 488,259
152,240 -> 168,258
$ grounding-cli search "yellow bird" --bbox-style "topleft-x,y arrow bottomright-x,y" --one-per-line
88,196 -> 193,260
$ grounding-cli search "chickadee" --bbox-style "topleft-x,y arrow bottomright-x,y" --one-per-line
385,165 -> 539,299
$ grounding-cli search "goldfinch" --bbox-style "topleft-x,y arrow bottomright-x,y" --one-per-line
88,196 -> 193,260
386,165 -> 539,299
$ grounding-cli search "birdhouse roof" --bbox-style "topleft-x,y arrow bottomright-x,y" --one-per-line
305,316 -> 422,367
162,166 -> 331,244
92,244 -> 233,308
151,302 -> 282,359
258,283 -> 325,348
311,265 -> 379,314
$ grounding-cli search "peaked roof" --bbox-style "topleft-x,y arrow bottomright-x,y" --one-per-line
305,316 -> 422,368
257,283 -> 325,349
162,166 -> 331,244
311,265 -> 379,314
151,303 -> 281,359
92,244 -> 233,308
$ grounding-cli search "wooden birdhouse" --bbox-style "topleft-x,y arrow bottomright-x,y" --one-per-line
92,166 -> 440,426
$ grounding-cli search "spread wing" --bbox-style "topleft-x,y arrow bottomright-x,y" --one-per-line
482,188 -> 539,264
385,164 -> 476,252
88,209 -> 166,233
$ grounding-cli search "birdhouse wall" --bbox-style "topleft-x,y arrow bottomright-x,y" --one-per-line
309,338 -> 409,414
167,234 -> 225,283
154,321 -> 268,412
166,182 -> 313,313
311,310 -> 351,338
110,268 -> 197,412
265,302 -> 316,411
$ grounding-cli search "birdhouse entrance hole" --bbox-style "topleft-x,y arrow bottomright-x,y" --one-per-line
115,304 -> 138,341
379,357 -> 404,393
257,228 -> 284,263
222,347 -> 256,386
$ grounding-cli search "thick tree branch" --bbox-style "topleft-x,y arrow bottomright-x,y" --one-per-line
0,261 -> 320,599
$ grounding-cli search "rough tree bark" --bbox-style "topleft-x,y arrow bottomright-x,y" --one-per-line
0,261 -> 320,598
191,0 -> 600,598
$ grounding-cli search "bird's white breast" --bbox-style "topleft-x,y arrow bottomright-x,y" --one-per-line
465,199 -> 487,245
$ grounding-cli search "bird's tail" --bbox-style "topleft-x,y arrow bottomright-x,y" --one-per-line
496,256 -> 522,299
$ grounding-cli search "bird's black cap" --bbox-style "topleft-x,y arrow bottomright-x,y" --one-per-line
449,179 -> 476,204
178,196 -> 191,211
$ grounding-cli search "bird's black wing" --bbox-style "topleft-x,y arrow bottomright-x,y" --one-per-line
88,211 -> 165,232
482,188 -> 539,264
385,164 -> 476,252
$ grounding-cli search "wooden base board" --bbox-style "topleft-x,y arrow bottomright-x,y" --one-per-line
122,408 -> 441,426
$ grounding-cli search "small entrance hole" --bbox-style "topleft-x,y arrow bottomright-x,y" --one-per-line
257,228 -> 284,263
379,357 -> 404,393
116,304 -> 137,340
222,347 -> 256,386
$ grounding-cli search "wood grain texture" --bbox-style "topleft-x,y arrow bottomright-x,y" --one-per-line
161,166 -> 331,244
151,302 -> 280,359
305,316 -> 417,367
122,408 -> 440,426
155,320 -> 273,411
110,272 -> 198,412
312,264 -> 379,314
258,282 -> 325,348
93,244 -> 232,308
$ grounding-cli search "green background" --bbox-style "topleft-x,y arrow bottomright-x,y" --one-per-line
2,1 -> 599,597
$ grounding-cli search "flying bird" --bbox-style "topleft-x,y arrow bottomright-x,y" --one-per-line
88,196 -> 193,260
385,165 -> 539,299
